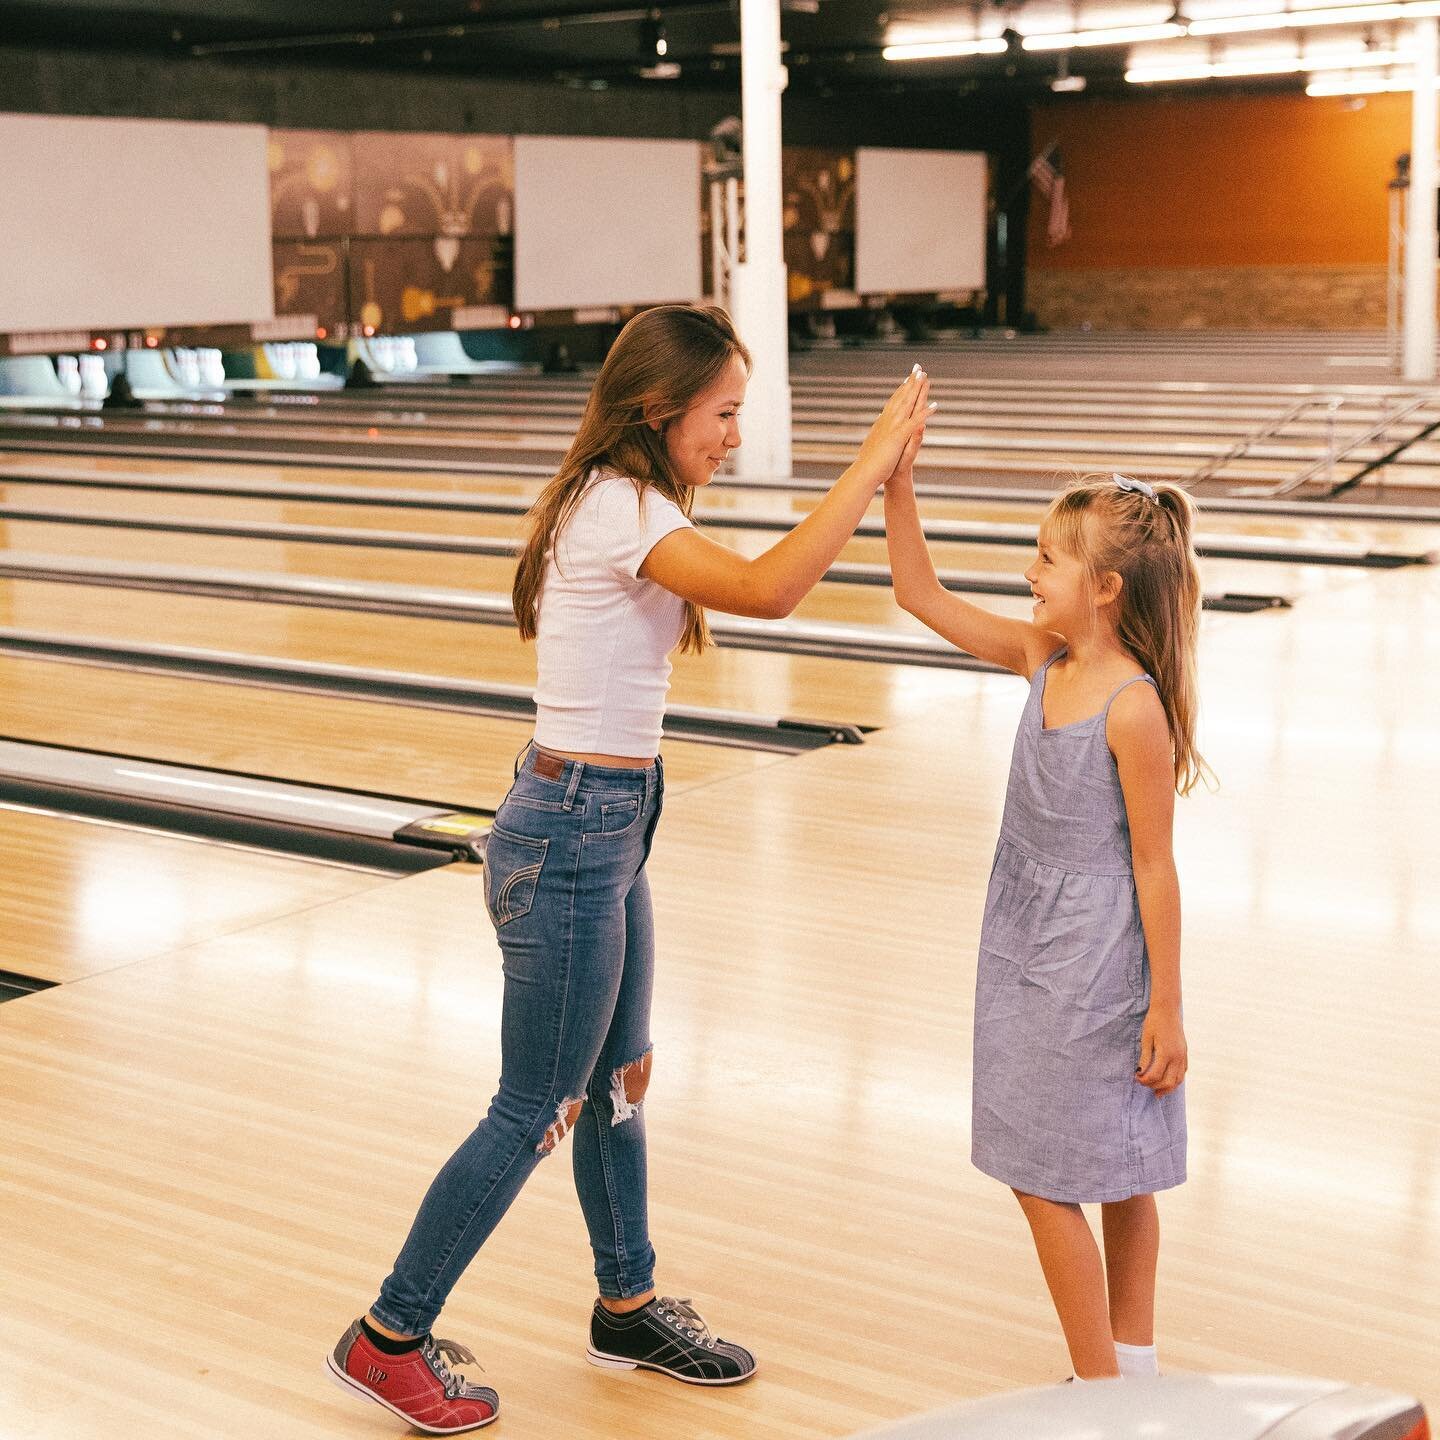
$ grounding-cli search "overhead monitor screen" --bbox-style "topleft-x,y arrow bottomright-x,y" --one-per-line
513,135 -> 703,312
855,147 -> 987,297
0,113 -> 274,333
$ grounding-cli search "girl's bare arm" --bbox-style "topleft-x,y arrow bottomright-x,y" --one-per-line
884,444 -> 1060,677
1111,682 -> 1188,1098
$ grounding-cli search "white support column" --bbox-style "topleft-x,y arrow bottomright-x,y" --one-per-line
725,177 -> 741,282
730,0 -> 792,479
710,180 -> 726,307
1404,16 -> 1438,383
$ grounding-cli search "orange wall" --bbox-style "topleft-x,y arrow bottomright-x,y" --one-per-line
1029,91 -> 1411,269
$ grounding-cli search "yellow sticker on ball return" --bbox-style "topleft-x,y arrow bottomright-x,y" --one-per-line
415,815 -> 490,836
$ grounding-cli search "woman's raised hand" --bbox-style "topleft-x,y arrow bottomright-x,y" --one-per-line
853,365 -> 935,489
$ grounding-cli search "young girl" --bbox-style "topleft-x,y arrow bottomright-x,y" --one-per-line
328,305 -> 933,1434
885,451 -> 1205,1384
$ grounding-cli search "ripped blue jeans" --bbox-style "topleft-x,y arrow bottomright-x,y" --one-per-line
372,745 -> 663,1332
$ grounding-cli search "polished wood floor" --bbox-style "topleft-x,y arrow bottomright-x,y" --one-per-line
0,440 -> 1435,1440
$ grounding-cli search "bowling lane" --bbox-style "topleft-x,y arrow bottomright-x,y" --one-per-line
0,518 -> 1324,630
0,578 -> 987,728
0,518 -> 1019,631
150,391 -> 1392,449
10,401 -> 1433,473
0,655 -> 780,805
0,503 -> 1352,626
0,411 -> 1413,491
3,447 -> 1433,554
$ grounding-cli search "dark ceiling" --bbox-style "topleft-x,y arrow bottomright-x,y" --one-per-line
1,0 -> 1134,96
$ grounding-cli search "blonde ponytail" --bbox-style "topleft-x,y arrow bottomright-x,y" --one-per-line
1043,476 -> 1213,795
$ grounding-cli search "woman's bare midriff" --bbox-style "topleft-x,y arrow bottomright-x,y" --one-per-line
538,746 -> 656,770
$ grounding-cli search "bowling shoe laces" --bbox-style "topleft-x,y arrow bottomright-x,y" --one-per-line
587,1295 -> 757,1385
327,1318 -> 498,1434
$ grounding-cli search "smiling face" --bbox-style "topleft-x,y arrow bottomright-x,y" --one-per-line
1024,519 -> 1116,637
659,352 -> 747,490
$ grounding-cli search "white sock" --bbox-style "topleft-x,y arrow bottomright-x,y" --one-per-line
1115,1341 -> 1159,1377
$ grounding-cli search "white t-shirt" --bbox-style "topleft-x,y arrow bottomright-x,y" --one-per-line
533,472 -> 695,756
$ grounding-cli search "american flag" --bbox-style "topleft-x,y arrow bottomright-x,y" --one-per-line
1029,144 -> 1071,247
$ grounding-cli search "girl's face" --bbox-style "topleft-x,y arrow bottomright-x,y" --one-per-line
661,353 -> 747,489
1025,524 -> 1107,635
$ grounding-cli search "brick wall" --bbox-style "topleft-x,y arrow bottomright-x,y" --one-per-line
1027,265 -> 1392,331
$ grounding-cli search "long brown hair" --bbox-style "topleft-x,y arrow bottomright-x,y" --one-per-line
1042,476 -> 1213,795
512,304 -> 752,654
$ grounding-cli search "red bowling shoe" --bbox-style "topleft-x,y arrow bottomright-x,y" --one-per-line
327,1319 -> 498,1433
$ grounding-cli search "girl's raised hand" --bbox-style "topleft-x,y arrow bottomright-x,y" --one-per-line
854,365 -> 935,489
888,420 -> 926,492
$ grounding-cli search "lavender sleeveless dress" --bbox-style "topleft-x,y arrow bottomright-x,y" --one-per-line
971,648 -> 1187,1204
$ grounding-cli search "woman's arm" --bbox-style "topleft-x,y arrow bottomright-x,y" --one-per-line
640,369 -> 933,619
883,443 -> 1060,678
1110,683 -> 1188,1099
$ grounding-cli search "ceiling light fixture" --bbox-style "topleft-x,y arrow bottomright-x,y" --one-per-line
1023,21 -> 1186,49
1127,45 -> 1412,81
885,0 -> 1440,61
1306,67 -> 1440,90
1189,0 -> 1440,36
1127,56 -> 1309,79
881,35 -> 1008,59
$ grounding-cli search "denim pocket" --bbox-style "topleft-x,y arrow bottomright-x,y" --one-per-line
484,825 -> 549,928
599,797 -> 642,836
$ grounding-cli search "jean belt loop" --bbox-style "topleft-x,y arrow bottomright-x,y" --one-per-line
563,762 -> 584,810
514,741 -> 530,780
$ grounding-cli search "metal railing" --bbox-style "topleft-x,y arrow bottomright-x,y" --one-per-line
1236,394 -> 1432,498
1185,395 -> 1343,487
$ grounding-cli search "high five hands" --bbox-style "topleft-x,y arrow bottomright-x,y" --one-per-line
888,409 -> 928,492
856,364 -> 935,490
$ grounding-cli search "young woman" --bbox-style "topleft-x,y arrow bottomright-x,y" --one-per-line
328,304 -> 933,1434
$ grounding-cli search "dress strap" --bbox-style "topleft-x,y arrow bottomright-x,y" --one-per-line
1029,644 -> 1068,684
1102,672 -> 1158,716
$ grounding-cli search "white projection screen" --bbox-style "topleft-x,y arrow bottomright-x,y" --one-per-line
855,147 -> 987,297
0,113 -> 274,333
513,136 -> 702,312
